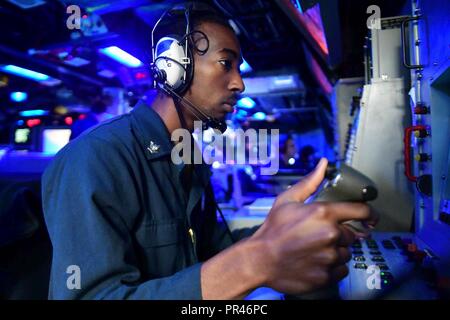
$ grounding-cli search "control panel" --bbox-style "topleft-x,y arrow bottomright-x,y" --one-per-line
340,232 -> 449,300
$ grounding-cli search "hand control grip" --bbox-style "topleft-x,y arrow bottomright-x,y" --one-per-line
310,163 -> 378,234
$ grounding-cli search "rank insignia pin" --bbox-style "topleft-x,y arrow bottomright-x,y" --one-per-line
147,141 -> 160,154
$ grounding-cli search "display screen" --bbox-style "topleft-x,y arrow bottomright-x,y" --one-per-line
42,128 -> 71,154
14,128 -> 31,144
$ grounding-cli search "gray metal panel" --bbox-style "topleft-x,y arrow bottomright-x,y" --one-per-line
371,17 -> 410,81
350,79 -> 414,232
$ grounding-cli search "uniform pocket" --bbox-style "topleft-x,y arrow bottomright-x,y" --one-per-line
135,219 -> 184,248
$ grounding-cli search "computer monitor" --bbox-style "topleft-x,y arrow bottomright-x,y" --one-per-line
14,128 -> 32,145
41,128 -> 71,154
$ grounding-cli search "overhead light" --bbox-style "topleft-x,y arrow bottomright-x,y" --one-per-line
1,65 -> 49,81
237,97 -> 256,109
6,0 -> 45,10
252,112 -> 266,121
99,46 -> 143,67
243,74 -> 304,95
273,75 -> 295,87
20,109 -> 48,117
240,58 -> 252,73
10,91 -> 28,102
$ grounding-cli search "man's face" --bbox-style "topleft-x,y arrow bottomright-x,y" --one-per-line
285,139 -> 297,158
183,21 -> 245,121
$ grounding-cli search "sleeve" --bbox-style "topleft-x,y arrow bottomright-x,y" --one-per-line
42,138 -> 203,300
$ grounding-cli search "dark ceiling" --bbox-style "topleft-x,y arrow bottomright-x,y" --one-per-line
0,0 -> 408,139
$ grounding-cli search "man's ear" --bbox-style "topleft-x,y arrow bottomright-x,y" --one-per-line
190,29 -> 210,56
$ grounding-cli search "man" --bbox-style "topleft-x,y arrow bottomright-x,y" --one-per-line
42,3 -> 377,299
70,95 -> 112,140
279,135 -> 300,169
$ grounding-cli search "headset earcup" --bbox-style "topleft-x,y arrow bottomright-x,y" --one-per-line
154,36 -> 188,91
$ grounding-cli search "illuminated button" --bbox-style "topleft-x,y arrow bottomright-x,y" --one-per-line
353,256 -> 366,262
354,263 -> 368,269
369,250 -> 382,255
380,271 -> 393,280
381,278 -> 392,287
371,256 -> 385,262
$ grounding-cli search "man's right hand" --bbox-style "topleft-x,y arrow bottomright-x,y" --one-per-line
249,158 -> 377,294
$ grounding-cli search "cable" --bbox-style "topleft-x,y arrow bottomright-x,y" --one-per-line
204,177 -> 236,244
178,30 -> 210,56
160,86 -> 206,122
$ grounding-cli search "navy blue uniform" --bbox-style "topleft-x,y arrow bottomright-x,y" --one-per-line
42,100 -> 257,299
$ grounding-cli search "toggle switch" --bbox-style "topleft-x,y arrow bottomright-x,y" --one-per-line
414,129 -> 429,138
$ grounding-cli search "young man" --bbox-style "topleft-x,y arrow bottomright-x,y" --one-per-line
42,4 -> 377,299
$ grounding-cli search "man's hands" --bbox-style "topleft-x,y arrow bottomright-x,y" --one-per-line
249,158 -> 378,294
200,158 -> 379,299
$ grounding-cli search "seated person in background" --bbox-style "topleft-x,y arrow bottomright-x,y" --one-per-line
70,95 -> 112,140
279,135 -> 300,169
298,145 -> 319,174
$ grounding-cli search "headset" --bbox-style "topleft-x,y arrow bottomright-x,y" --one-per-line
150,2 -> 228,134
150,2 -> 236,243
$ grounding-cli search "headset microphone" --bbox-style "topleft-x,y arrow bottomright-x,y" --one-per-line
161,84 -> 228,133
206,117 -> 227,134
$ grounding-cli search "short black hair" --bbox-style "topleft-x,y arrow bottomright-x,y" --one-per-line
153,1 -> 234,49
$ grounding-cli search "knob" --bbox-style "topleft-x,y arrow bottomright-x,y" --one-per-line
414,153 -> 431,162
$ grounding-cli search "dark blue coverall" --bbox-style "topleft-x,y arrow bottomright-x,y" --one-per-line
42,100 -> 257,299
